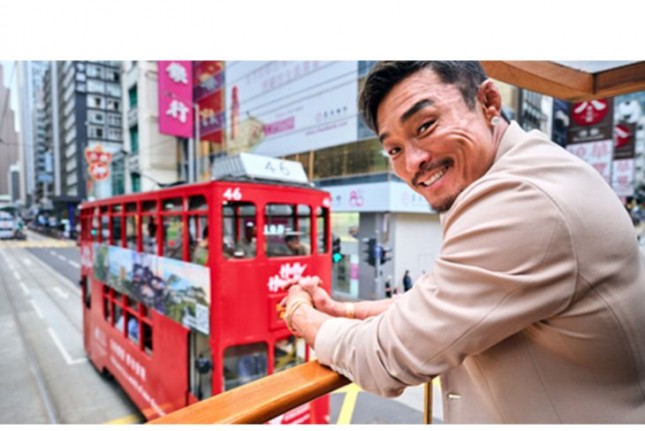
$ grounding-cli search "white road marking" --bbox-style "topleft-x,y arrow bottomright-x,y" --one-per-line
67,260 -> 80,269
52,286 -> 69,300
29,299 -> 44,319
19,281 -> 30,296
22,258 -> 32,265
13,270 -> 21,281
47,328 -> 87,365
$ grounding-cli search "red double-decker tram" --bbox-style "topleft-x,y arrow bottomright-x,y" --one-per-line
78,155 -> 332,423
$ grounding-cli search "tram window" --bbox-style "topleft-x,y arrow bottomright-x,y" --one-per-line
317,207 -> 329,253
114,292 -> 124,331
274,336 -> 305,374
223,202 -> 256,259
91,214 -> 100,241
188,195 -> 208,210
189,216 -> 209,265
265,204 -> 311,257
125,202 -> 137,213
163,216 -> 184,259
142,200 -> 157,212
223,342 -> 268,391
142,215 -> 158,254
125,216 -> 137,250
127,314 -> 139,344
163,198 -> 184,212
111,216 -> 123,246
103,296 -> 112,323
82,276 -> 90,309
100,213 -> 110,244
142,322 -> 153,355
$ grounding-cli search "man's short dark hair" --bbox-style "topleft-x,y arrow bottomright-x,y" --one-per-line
358,61 -> 488,133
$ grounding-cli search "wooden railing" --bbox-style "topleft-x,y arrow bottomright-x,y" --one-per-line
148,360 -> 350,424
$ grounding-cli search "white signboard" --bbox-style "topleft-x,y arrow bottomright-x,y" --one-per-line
323,182 -> 432,214
566,139 -> 613,183
224,61 -> 358,157
611,158 -> 635,197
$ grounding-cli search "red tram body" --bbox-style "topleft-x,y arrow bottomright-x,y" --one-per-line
78,159 -> 332,423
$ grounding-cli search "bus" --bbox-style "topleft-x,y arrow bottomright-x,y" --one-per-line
78,154 -> 333,423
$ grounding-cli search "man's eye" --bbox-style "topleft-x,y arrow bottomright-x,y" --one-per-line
417,120 -> 434,135
387,147 -> 401,157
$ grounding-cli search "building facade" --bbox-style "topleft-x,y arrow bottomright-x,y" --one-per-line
0,64 -> 20,201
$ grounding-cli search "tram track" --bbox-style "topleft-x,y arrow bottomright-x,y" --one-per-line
0,249 -> 60,424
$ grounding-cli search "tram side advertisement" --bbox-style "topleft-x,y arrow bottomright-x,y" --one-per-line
92,243 -> 211,334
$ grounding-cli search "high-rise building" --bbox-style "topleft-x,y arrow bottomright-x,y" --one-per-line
17,61 -> 50,209
42,61 -> 124,227
0,63 -> 20,201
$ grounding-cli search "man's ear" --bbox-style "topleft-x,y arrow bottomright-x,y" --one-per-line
478,79 -> 503,122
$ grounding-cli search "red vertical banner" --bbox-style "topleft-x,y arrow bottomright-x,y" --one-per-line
158,61 -> 194,138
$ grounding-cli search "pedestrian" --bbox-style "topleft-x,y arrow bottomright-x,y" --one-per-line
384,275 -> 394,298
280,61 -> 645,423
402,270 -> 412,292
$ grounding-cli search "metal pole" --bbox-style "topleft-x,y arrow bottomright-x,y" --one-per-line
375,229 -> 382,299
195,103 -> 201,181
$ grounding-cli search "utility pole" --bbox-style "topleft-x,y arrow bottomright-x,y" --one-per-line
375,229 -> 383,299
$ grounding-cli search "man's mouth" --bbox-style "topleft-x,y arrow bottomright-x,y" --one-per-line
413,160 -> 452,188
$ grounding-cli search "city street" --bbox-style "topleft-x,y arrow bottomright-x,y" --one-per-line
0,230 -> 437,424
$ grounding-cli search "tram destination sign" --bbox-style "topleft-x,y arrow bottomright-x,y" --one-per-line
212,153 -> 309,184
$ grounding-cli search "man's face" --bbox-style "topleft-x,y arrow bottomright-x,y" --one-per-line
377,69 -> 499,212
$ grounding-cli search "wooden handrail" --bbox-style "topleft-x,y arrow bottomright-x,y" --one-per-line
148,360 -> 350,424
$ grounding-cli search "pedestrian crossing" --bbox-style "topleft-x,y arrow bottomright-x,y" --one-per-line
0,239 -> 77,249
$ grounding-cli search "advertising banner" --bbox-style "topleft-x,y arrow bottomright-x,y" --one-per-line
224,61 -> 358,157
611,158 -> 635,197
613,122 -> 636,160
566,139 -> 613,183
158,61 -> 194,138
93,243 -> 211,334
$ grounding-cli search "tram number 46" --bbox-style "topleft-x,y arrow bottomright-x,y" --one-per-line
223,187 -> 243,200
265,161 -> 290,176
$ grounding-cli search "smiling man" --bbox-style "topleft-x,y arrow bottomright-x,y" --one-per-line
281,61 -> 645,423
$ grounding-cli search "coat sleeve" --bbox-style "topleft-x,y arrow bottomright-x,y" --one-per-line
314,177 -> 579,397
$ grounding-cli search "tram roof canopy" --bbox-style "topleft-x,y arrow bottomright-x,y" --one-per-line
481,61 -> 645,102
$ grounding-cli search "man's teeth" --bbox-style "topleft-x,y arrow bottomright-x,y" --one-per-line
420,167 -> 448,186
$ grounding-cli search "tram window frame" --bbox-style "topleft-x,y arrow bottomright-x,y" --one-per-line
100,206 -> 110,244
189,214 -> 209,265
142,214 -> 159,255
125,214 -> 138,251
223,342 -> 268,391
223,202 -> 257,259
162,196 -> 185,260
111,204 -> 123,247
91,208 -> 100,241
103,285 -> 112,324
82,276 -> 91,309
316,206 -> 329,253
114,292 -> 124,334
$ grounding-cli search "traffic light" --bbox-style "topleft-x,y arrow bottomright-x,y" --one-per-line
332,235 -> 344,263
363,237 -> 376,266
380,245 -> 392,265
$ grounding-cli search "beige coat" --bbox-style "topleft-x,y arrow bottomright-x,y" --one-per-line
315,122 -> 645,423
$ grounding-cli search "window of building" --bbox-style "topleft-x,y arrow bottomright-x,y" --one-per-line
106,99 -> 121,111
105,69 -> 119,82
88,126 -> 105,139
130,127 -> 139,153
87,79 -> 105,94
107,127 -> 122,141
107,114 -> 121,127
132,173 -> 141,192
88,110 -> 105,125
86,64 -> 104,79
129,86 -> 138,109
106,83 -> 121,98
87,95 -> 106,109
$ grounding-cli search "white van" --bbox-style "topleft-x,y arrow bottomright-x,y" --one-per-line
0,211 -> 15,239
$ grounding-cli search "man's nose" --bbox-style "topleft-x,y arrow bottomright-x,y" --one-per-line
405,143 -> 431,174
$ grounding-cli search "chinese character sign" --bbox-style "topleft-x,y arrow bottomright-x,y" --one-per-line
158,61 -> 194,138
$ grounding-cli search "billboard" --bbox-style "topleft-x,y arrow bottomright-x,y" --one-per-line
224,61 -> 358,157
158,61 -> 194,138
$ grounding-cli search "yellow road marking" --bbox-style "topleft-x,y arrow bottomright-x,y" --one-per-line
104,414 -> 142,424
335,383 -> 361,424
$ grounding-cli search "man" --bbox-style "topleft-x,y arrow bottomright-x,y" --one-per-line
236,221 -> 257,257
281,61 -> 645,423
285,232 -> 310,256
402,269 -> 413,292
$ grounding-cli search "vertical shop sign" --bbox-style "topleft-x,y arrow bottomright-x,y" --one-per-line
158,61 -> 194,138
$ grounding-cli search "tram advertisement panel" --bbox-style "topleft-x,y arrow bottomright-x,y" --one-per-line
93,243 -> 211,334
